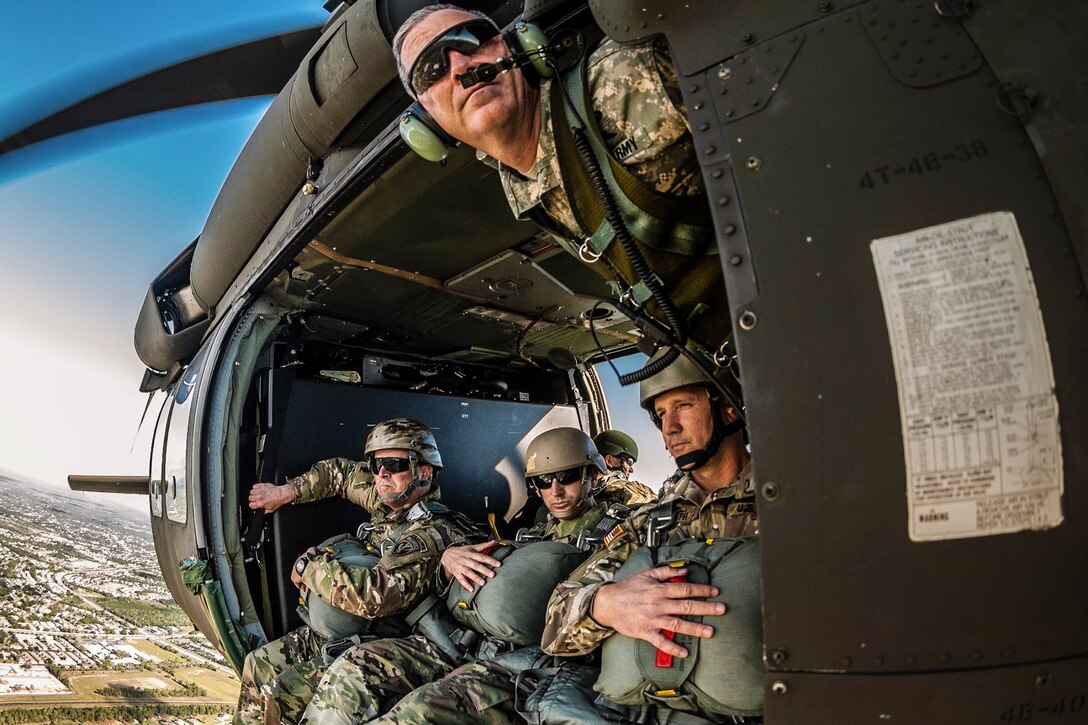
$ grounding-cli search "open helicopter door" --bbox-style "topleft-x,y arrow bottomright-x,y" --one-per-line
592,0 -> 1088,720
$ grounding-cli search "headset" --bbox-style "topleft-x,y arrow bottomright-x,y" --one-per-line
398,21 -> 559,163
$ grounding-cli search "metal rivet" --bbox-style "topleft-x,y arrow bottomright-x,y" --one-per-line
819,1 -> 833,10
742,33 -> 754,43
874,656 -> 885,666
770,647 -> 788,665
761,481 -> 779,500
1036,672 -> 1051,688
698,122 -> 710,131
746,157 -> 763,170
302,182 -> 318,196
739,310 -> 758,331
724,224 -> 737,235
711,169 -> 724,179
771,681 -> 788,695
705,146 -> 717,155
729,254 -> 743,266
693,101 -> 704,111
725,109 -> 735,117
689,84 -> 700,93
719,66 -> 732,80
842,656 -> 853,666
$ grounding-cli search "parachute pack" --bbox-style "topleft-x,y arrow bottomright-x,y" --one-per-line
447,540 -> 590,646
595,537 -> 763,717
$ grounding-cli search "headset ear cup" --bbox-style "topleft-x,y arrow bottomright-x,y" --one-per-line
399,102 -> 460,163
503,21 -> 553,85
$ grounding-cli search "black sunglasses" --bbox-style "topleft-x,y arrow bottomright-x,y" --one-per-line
528,467 -> 585,491
408,19 -> 500,96
368,456 -> 412,475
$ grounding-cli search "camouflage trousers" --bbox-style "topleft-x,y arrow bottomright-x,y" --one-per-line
370,659 -> 521,725
234,625 -> 329,725
299,633 -> 454,724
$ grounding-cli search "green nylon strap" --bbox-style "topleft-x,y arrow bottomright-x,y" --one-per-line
551,62 -> 715,256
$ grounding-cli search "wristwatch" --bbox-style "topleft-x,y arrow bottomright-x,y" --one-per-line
294,553 -> 311,576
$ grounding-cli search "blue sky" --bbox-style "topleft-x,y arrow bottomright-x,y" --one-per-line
0,1 -> 675,514
0,1 -> 326,511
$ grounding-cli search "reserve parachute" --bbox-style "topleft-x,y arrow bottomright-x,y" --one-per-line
297,535 -> 380,641
595,537 -> 763,717
447,540 -> 589,645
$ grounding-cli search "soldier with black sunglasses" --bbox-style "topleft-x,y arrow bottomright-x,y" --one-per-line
236,417 -> 483,725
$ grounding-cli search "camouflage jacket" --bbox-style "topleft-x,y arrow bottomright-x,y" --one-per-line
596,470 -> 656,508
287,458 -> 479,619
524,501 -> 609,544
541,462 -> 759,656
500,37 -> 703,240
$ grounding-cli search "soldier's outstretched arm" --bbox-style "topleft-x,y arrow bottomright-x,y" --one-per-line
286,457 -> 379,512
248,482 -> 296,513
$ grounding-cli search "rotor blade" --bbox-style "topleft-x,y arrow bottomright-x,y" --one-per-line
0,25 -> 321,157
68,475 -> 150,496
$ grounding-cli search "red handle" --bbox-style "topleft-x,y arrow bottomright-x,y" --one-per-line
656,574 -> 687,668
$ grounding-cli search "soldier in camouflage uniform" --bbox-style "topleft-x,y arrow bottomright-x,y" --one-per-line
393,5 -> 728,356
234,418 -> 479,725
542,350 -> 759,704
368,427 -> 619,725
593,428 -> 656,507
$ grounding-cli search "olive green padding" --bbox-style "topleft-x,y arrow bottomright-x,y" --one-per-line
447,541 -> 589,645
297,536 -> 380,641
525,427 -> 606,477
595,538 -> 763,717
593,429 -> 639,461
399,113 -> 449,163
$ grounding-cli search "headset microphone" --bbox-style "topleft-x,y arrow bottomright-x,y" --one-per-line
457,52 -> 535,89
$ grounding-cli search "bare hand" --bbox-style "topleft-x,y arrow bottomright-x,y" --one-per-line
590,566 -> 725,658
249,482 -> 296,513
291,547 -> 320,590
441,542 -> 502,592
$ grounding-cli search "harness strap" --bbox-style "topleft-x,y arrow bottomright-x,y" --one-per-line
551,62 -> 714,256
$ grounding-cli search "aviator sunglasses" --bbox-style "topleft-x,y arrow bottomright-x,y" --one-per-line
368,456 -> 412,475
408,19 -> 500,96
528,467 -> 585,491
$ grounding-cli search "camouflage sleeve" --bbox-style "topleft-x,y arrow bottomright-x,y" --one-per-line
288,458 -> 379,512
301,519 -> 468,618
540,519 -> 641,656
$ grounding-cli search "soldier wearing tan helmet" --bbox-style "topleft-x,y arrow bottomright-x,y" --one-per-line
236,418 -> 482,725
592,429 -> 656,507
371,427 -> 633,725
540,348 -> 763,721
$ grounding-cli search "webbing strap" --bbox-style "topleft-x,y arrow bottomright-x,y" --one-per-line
551,64 -> 714,256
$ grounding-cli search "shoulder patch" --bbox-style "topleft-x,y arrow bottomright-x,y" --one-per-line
603,523 -> 633,548
380,531 -> 439,569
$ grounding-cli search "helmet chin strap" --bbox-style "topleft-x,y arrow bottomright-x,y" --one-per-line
380,454 -> 428,508
673,400 -> 745,472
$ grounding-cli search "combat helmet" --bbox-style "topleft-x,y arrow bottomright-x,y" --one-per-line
525,427 -> 606,478
638,347 -> 745,471
364,417 -> 443,468
593,429 -> 639,462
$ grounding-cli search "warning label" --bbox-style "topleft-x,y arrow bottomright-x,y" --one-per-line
871,212 -> 1063,541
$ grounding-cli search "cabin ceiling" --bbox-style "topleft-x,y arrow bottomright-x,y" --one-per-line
266,145 -> 637,365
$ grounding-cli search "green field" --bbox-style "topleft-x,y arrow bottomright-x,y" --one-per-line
95,597 -> 192,629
